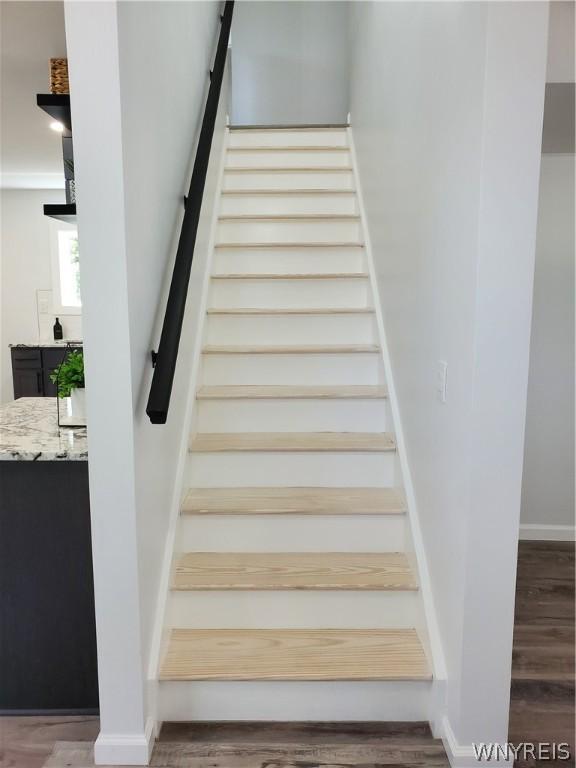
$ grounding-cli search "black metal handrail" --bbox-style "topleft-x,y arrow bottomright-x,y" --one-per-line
146,1 -> 234,424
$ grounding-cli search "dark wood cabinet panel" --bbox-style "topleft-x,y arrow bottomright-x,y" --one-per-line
42,348 -> 69,397
11,347 -> 83,400
12,368 -> 43,397
0,461 -> 98,712
11,349 -> 42,367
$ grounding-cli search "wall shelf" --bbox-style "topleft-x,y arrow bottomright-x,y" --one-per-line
37,94 -> 75,220
43,203 -> 76,223
36,93 -> 72,133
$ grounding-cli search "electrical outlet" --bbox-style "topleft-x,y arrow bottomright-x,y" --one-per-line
436,360 -> 448,403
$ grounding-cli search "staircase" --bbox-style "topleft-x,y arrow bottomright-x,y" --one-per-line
157,126 -> 433,722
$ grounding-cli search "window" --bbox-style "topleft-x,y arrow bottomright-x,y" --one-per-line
50,221 -> 82,314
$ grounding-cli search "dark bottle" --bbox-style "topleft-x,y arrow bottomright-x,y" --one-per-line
53,317 -> 63,341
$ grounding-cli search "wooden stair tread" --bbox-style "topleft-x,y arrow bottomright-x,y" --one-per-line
182,487 -> 406,516
206,307 -> 375,315
189,432 -> 396,453
211,273 -> 369,280
225,167 -> 353,173
202,344 -> 380,354
215,242 -> 364,249
172,552 -> 417,591
227,146 -> 350,152
218,214 -> 360,221
229,125 -> 348,131
221,189 -> 356,195
215,244 -> 365,251
159,629 -> 430,681
196,385 -> 388,400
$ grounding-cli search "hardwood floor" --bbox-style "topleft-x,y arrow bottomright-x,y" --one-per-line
155,721 -> 449,766
2,541 -> 573,768
510,541 -> 575,767
0,716 -> 99,768
13,723 -> 449,768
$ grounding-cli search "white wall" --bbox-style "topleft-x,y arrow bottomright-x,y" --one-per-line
0,189 -> 82,403
0,1 -> 80,404
64,1 -> 223,762
349,0 -> 547,758
0,1 -> 68,189
546,0 -> 575,82
521,156 -> 575,536
520,1 -> 575,539
231,1 -> 349,126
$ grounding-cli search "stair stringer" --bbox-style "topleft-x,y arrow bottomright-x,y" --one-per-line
145,120 -> 231,730
347,125 -> 448,730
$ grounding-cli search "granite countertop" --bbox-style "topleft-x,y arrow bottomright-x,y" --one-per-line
0,398 -> 88,461
10,341 -> 83,348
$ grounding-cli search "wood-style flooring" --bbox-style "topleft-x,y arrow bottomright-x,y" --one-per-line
509,540 -> 575,767
1,722 -> 449,768
2,541 -> 572,768
0,717 -> 99,768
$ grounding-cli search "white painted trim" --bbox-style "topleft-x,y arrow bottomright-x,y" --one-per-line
145,104 -> 230,719
519,523 -> 575,541
94,716 -> 155,766
429,678 -> 446,738
347,124 -> 448,703
440,716 -> 513,768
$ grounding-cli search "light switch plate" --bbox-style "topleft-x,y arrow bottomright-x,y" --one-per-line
36,289 -> 52,316
39,298 -> 50,315
436,360 -> 448,403
36,289 -> 53,341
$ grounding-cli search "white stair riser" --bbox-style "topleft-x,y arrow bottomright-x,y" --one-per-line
228,130 -> 348,148
213,247 -> 366,274
187,451 -> 395,489
166,590 -> 419,629
200,353 -> 384,385
158,680 -> 431,721
216,219 -> 363,244
219,193 -> 358,217
177,513 -> 405,552
226,150 -> 351,169
223,170 -> 355,191
195,399 -> 390,433
209,279 -> 370,308
205,314 -> 377,345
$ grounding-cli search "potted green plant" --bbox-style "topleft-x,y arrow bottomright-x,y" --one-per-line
50,350 -> 86,419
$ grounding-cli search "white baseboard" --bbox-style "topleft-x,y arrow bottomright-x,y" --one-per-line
440,717 -> 513,768
519,523 -> 575,541
94,717 -> 155,766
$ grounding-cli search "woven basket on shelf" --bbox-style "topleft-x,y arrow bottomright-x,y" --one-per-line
50,58 -> 69,94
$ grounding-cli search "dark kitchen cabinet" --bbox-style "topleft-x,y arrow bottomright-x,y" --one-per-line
12,369 -> 44,397
11,346 -> 82,399
41,347 -> 69,396
0,460 -> 98,711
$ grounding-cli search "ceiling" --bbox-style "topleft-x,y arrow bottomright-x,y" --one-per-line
1,1 -> 67,189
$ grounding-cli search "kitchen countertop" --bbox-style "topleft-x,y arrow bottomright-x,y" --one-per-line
0,398 -> 87,461
10,341 -> 83,348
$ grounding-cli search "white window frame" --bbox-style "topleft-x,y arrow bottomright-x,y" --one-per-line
49,219 -> 82,315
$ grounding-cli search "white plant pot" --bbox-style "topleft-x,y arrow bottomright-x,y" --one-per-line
70,387 -> 86,420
